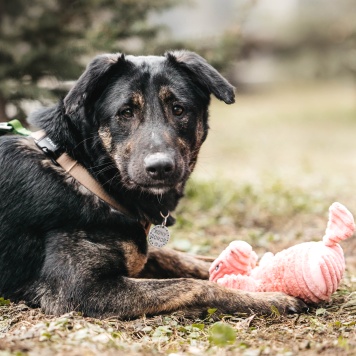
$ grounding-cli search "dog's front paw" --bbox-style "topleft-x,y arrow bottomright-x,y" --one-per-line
255,292 -> 308,315
266,292 -> 308,314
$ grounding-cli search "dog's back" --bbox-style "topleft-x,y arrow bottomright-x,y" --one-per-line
0,136 -> 46,301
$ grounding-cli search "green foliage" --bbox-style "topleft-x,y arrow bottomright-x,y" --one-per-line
169,176 -> 330,256
207,308 -> 217,316
208,322 -> 236,347
174,178 -> 324,232
0,297 -> 10,306
151,325 -> 172,342
150,26 -> 244,76
315,307 -> 327,316
270,305 -> 281,318
86,0 -> 177,53
337,335 -> 350,351
0,0 -> 178,121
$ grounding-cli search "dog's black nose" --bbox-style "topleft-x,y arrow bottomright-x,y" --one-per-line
144,153 -> 175,180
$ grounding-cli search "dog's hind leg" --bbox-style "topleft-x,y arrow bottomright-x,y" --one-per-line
137,246 -> 212,279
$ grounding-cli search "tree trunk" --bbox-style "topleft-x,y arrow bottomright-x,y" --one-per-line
0,94 -> 9,121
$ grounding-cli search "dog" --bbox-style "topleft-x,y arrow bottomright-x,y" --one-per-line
0,51 -> 305,319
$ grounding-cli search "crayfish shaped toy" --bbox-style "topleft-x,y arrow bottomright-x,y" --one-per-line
209,202 -> 355,303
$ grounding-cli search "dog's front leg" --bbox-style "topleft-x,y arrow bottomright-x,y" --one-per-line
34,231 -> 306,319
137,246 -> 212,279
37,272 -> 306,319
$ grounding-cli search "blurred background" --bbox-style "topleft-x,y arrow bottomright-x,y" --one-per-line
1,0 -> 356,257
1,0 -> 354,121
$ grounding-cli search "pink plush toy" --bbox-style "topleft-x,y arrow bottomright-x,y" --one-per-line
209,202 -> 355,303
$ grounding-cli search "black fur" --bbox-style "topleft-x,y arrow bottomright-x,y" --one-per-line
0,51 -> 306,319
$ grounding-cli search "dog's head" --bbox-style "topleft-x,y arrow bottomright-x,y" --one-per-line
54,51 -> 234,222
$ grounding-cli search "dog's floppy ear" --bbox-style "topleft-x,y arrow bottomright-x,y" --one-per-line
165,50 -> 235,104
64,53 -> 126,115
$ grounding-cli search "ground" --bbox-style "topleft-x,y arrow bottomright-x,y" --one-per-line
1,80 -> 356,355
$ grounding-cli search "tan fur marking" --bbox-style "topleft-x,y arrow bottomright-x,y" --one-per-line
132,91 -> 145,108
147,289 -> 198,313
98,126 -> 113,152
195,119 -> 205,146
123,141 -> 132,158
38,147 -> 102,207
41,159 -> 68,176
25,136 -> 68,176
163,131 -> 174,145
17,137 -> 35,148
159,86 -> 172,101
121,242 -> 148,277
188,116 -> 206,171
177,137 -> 189,154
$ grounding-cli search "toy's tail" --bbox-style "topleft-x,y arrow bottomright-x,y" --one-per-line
323,202 -> 355,247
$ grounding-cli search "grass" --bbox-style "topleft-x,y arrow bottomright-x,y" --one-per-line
171,179 -> 328,255
1,80 -> 356,355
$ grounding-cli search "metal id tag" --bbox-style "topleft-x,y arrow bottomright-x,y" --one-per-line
147,212 -> 170,248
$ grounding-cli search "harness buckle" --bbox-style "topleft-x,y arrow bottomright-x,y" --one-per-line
34,135 -> 61,166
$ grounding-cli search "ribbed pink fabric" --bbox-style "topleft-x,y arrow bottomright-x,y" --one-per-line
209,202 -> 355,303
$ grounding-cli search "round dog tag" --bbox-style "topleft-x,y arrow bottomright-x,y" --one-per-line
148,225 -> 170,248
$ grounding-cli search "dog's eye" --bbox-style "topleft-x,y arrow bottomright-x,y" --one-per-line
172,105 -> 184,117
119,108 -> 133,119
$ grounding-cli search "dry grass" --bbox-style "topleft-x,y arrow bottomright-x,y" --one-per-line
1,80 -> 356,355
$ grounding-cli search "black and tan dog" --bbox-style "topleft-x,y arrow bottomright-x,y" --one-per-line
0,51 -> 305,319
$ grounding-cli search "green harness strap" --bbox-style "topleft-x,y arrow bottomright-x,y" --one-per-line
0,119 -> 32,136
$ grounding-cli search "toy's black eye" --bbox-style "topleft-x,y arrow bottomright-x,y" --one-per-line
215,265 -> 220,271
172,105 -> 184,117
119,108 -> 133,119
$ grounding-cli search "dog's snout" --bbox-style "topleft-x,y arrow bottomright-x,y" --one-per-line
144,153 -> 175,180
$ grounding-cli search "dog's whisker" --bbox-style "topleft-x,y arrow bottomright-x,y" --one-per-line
90,162 -> 115,170
93,165 -> 117,176
102,172 -> 120,187
74,134 -> 97,149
